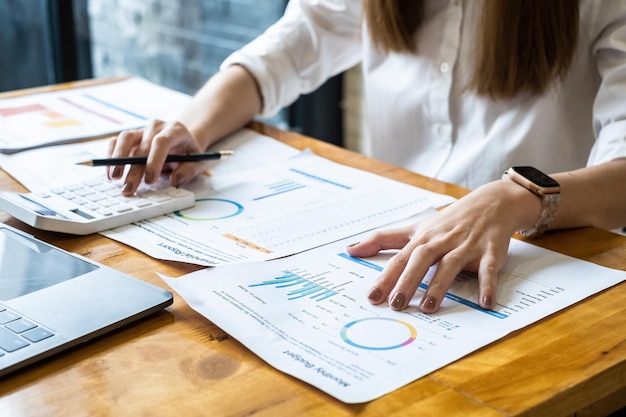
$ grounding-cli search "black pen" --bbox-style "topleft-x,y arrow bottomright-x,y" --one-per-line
76,150 -> 235,166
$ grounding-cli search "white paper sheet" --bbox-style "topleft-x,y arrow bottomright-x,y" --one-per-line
0,77 -> 191,153
0,127 -> 455,266
162,221 -> 626,403
0,128 -> 300,192
102,151 -> 455,265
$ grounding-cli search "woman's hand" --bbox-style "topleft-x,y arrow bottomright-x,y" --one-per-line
346,179 -> 540,314
107,65 -> 264,197
107,119 -> 206,196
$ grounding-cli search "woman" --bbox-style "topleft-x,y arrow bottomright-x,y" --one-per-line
108,0 -> 626,314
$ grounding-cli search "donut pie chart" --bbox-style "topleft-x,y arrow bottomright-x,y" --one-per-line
174,198 -> 244,221
340,317 -> 417,350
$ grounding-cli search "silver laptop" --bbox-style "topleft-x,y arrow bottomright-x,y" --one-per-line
0,222 -> 173,377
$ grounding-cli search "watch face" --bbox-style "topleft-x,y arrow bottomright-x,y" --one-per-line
513,166 -> 559,187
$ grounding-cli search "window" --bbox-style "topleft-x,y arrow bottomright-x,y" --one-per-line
1,0 -> 344,145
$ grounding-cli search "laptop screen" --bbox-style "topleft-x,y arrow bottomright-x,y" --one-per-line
0,227 -> 98,301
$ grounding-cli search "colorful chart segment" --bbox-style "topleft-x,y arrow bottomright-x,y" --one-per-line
174,198 -> 244,221
248,271 -> 337,301
253,179 -> 305,200
340,318 -> 417,351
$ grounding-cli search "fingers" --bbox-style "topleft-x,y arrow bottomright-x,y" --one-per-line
418,248 -> 466,313
476,247 -> 505,310
366,239 -> 442,310
352,224 -> 505,314
107,128 -> 143,180
346,225 -> 413,257
107,120 -> 204,196
120,123 -> 163,194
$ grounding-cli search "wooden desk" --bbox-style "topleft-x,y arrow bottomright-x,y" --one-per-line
0,118 -> 625,416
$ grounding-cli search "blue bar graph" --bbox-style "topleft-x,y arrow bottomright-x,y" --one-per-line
249,271 -> 337,301
253,180 -> 306,200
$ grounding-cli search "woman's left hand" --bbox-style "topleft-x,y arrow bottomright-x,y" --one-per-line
346,179 -> 538,313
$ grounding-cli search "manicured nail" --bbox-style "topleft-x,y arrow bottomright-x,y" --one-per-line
122,182 -> 133,194
112,166 -> 123,178
144,170 -> 154,183
420,295 -> 437,312
368,287 -> 383,302
390,293 -> 406,310
482,295 -> 493,309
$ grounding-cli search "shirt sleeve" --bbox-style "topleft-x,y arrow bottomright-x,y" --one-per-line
220,0 -> 363,117
588,1 -> 626,166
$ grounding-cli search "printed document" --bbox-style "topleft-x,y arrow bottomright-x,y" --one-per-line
0,128 -> 455,265
0,77 -> 191,153
102,150 -> 455,265
0,128 -> 299,192
162,222 -> 626,403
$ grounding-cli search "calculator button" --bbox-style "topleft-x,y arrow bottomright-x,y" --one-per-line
83,179 -> 104,187
73,197 -> 88,205
148,195 -> 172,203
86,194 -> 107,202
99,198 -> 121,207
132,199 -> 153,208
96,208 -> 113,216
112,204 -> 132,213
59,192 -> 78,200
73,188 -> 96,197
168,188 -> 192,198
64,184 -> 84,192
94,183 -> 116,192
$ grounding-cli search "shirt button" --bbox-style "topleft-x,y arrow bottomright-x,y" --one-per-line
439,62 -> 450,74
436,124 -> 450,138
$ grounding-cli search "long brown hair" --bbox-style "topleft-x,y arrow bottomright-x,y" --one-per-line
363,0 -> 579,99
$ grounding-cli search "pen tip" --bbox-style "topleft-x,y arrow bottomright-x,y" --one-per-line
75,160 -> 93,166
220,150 -> 235,157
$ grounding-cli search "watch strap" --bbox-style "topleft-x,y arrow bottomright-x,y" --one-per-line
518,192 -> 560,237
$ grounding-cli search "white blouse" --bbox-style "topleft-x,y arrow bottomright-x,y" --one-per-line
222,0 -> 626,189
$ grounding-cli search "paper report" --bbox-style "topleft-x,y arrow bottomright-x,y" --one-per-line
162,226 -> 626,403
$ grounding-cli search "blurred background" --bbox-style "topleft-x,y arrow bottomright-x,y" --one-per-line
0,0 -> 365,150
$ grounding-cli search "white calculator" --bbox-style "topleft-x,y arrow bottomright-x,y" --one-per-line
0,177 -> 196,235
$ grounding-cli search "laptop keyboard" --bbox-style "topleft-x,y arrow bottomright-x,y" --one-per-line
0,303 -> 54,356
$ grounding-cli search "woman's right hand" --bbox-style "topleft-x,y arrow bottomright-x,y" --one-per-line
107,119 -> 207,196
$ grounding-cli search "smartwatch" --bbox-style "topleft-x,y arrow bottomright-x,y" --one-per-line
502,166 -> 560,238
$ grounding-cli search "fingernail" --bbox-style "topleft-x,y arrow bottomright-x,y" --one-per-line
390,293 -> 406,310
122,182 -> 133,194
144,170 -> 154,183
482,295 -> 493,309
420,295 -> 437,312
112,167 -> 122,178
368,287 -> 383,302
